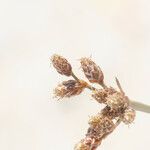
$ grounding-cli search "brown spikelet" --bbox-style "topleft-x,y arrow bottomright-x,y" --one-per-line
80,57 -> 104,84
101,106 -> 125,119
88,115 -> 115,139
54,80 -> 88,98
75,115 -> 115,150
106,92 -> 129,110
91,87 -> 116,104
74,112 -> 122,150
51,54 -> 72,76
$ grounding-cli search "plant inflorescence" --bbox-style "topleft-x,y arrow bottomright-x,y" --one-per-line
51,54 -> 149,150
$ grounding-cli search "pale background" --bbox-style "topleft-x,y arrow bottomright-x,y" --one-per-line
0,0 -> 150,150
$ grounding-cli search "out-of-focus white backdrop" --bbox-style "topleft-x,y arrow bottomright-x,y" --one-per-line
0,0 -> 150,150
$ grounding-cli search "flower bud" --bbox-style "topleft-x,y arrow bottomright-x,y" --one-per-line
91,87 -> 116,104
54,80 -> 87,98
122,107 -> 136,124
51,54 -> 72,76
80,57 -> 104,84
106,92 -> 129,110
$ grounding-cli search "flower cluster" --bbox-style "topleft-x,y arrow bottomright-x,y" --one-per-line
51,54 -> 136,150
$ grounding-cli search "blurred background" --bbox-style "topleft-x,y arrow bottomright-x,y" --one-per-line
0,0 -> 150,149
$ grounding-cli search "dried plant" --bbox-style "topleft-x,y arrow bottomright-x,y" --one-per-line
51,54 -> 150,150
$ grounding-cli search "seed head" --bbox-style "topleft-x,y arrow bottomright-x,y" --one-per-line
101,106 -> 124,119
51,54 -> 72,76
91,87 -> 116,104
80,57 -> 104,84
54,80 -> 87,98
106,92 -> 129,110
88,115 -> 115,139
122,107 -> 136,124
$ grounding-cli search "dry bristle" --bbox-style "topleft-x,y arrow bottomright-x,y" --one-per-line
80,57 -> 104,84
54,80 -> 87,98
91,87 -> 116,104
51,54 -> 72,76
122,107 -> 136,124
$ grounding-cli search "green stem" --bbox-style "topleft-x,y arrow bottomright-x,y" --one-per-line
129,100 -> 150,113
71,72 -> 80,81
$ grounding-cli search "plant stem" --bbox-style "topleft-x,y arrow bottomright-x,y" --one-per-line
71,71 -> 96,90
115,78 -> 150,114
100,81 -> 107,89
71,72 -> 80,81
129,100 -> 150,113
